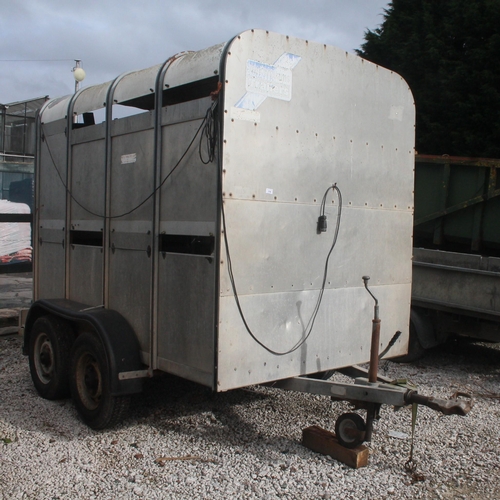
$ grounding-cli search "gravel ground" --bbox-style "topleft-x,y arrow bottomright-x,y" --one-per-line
1,332 -> 499,499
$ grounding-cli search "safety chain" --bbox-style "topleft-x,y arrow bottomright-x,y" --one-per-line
404,402 -> 426,483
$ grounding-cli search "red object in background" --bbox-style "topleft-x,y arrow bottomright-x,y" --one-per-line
0,247 -> 32,264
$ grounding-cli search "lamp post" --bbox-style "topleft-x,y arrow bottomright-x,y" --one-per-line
72,59 -> 86,93
72,60 -> 86,123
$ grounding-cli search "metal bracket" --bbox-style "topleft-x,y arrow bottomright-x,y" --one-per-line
118,369 -> 152,380
267,376 -> 407,407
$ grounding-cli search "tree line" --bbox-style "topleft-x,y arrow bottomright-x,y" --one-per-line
357,0 -> 500,158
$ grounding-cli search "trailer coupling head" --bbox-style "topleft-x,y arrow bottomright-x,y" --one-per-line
404,390 -> 472,416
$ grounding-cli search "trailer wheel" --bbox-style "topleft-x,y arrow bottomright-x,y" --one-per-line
28,315 -> 74,400
70,332 -> 129,430
335,412 -> 366,449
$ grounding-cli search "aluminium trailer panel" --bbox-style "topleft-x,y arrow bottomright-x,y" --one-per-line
36,43 -> 226,388
35,30 -> 415,393
217,30 -> 414,390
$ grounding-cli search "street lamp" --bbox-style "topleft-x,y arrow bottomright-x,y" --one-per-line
72,59 -> 86,93
72,60 -> 86,123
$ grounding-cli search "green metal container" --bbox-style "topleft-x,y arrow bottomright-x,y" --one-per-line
414,155 -> 500,254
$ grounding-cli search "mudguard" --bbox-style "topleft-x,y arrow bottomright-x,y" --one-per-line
24,299 -> 144,396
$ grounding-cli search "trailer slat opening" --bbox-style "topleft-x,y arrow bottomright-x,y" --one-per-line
117,76 -> 220,111
159,234 -> 214,256
70,230 -> 103,247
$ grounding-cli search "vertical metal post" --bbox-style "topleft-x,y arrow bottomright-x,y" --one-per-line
0,104 -> 5,154
362,275 -> 380,383
368,316 -> 381,384
433,159 -> 450,246
74,60 -> 82,94
362,276 -> 381,441
73,60 -> 81,126
72,60 -> 85,124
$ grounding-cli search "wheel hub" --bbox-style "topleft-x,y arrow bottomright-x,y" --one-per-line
76,353 -> 102,410
34,334 -> 54,383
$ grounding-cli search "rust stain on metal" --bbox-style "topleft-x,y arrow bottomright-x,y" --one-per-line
210,81 -> 222,101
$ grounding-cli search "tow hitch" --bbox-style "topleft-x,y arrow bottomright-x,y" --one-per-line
271,375 -> 472,448
405,390 -> 471,416
267,276 -> 472,450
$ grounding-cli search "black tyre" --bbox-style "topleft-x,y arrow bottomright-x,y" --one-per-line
335,412 -> 366,449
28,315 -> 74,400
70,332 -> 129,430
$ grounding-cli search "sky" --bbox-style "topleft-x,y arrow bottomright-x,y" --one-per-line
0,0 -> 390,105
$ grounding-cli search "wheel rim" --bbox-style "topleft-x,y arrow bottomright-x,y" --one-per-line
338,419 -> 360,445
75,352 -> 102,411
33,333 -> 55,384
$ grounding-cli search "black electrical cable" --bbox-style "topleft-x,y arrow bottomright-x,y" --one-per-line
41,99 -> 218,220
43,94 -> 339,356
199,104 -> 218,164
222,184 -> 342,356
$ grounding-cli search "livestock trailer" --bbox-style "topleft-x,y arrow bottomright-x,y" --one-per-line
22,30 -> 468,442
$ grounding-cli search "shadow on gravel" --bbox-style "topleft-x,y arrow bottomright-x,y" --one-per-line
123,372 -> 346,461
392,337 -> 500,404
127,374 -> 299,449
1,334 -> 329,457
5,332 -> 499,456
414,337 -> 500,374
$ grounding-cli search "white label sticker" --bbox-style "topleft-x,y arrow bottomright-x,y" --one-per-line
246,60 -> 292,101
231,107 -> 261,123
121,153 -> 137,164
266,188 -> 273,195
235,53 -> 301,111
